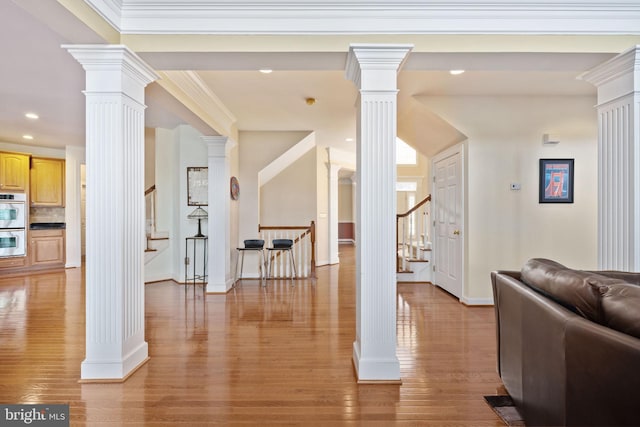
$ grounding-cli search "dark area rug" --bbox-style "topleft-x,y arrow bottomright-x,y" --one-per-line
484,395 -> 526,426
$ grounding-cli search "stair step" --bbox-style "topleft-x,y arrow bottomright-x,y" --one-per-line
145,248 -> 157,253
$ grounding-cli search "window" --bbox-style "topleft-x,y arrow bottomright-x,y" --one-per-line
396,138 -> 417,165
396,181 -> 417,192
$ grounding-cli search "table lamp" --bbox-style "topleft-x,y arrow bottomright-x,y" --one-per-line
187,207 -> 208,237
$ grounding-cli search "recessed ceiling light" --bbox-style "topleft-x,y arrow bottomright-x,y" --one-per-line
22,135 -> 34,140
259,69 -> 273,74
345,138 -> 354,142
25,112 -> 39,119
449,69 -> 465,75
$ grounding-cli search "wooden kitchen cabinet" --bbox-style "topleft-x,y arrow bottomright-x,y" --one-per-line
0,152 -> 30,192
30,157 -> 65,206
30,229 -> 65,268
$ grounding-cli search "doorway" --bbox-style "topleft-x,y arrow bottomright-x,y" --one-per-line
432,144 -> 464,299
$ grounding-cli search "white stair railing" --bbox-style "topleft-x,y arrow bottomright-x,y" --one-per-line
396,195 -> 431,273
259,221 -> 316,279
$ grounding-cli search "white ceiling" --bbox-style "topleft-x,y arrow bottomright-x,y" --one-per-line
0,0 -> 618,158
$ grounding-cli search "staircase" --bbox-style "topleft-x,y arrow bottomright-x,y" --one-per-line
144,185 -> 170,263
396,194 -> 432,283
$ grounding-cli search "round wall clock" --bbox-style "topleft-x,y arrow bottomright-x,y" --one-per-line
230,176 -> 240,200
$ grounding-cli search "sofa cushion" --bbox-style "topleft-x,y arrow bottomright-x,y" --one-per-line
600,283 -> 640,339
520,258 -> 616,323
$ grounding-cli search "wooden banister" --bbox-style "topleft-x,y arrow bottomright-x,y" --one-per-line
144,185 -> 156,196
396,194 -> 431,273
397,194 -> 431,218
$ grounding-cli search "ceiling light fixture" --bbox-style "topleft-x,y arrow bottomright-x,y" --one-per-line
25,112 -> 39,119
22,135 -> 34,140
259,69 -> 273,74
449,69 -> 465,75
345,138 -> 354,142
306,97 -> 316,106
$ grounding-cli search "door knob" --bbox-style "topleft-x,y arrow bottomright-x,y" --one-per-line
453,230 -> 460,235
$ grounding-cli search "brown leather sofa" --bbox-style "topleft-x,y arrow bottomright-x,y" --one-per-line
491,258 -> 640,426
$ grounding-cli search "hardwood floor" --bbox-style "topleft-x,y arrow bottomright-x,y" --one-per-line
0,244 -> 504,425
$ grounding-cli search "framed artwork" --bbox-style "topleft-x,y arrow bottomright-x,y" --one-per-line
187,167 -> 208,206
539,159 -> 574,203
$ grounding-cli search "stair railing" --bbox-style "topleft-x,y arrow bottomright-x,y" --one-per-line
396,195 -> 431,273
145,185 -> 157,249
258,221 -> 316,279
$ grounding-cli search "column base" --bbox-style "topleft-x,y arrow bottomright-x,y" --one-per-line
206,278 -> 235,293
352,341 -> 401,383
80,341 -> 148,381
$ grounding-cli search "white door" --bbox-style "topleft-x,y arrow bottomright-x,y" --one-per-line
433,147 -> 463,299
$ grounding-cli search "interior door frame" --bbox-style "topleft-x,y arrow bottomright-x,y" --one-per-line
430,142 -> 466,301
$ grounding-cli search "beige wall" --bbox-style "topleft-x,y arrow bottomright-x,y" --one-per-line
424,95 -> 598,302
338,180 -> 353,222
238,130 -> 310,242
261,148 -> 317,226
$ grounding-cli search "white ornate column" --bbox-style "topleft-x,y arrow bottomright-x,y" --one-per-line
204,136 -> 236,292
328,162 -> 341,264
65,45 -> 158,380
345,44 -> 412,382
581,45 -> 640,270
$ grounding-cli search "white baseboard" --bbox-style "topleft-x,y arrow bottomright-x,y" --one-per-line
339,239 -> 355,244
460,296 -> 494,306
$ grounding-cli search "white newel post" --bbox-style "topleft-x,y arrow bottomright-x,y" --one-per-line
328,162 -> 341,264
205,136 -> 236,293
345,44 -> 412,382
581,45 -> 640,271
64,45 -> 158,380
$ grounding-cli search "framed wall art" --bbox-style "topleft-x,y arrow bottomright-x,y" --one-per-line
187,167 -> 208,206
539,159 -> 574,203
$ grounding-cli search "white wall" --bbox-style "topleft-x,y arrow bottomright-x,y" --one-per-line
144,125 -> 209,283
423,95 -> 598,301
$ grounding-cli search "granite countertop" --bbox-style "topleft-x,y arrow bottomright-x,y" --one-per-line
30,222 -> 66,230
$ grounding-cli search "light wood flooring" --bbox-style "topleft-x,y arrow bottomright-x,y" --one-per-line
0,244 -> 505,425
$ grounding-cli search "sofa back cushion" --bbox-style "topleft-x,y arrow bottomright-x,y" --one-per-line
600,283 -> 640,339
520,258 -> 614,323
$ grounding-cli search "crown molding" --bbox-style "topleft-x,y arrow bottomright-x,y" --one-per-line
156,70 -> 237,138
579,45 -> 640,86
83,0 -> 640,35
84,0 -> 124,31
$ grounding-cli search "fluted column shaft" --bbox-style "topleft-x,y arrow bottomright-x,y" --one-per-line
581,45 -> 640,270
65,45 -> 157,380
345,44 -> 412,382
205,136 -> 235,292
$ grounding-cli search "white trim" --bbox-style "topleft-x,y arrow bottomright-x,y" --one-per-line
431,142 -> 466,302
258,132 -> 316,186
84,0 -> 123,31
84,0 -> 640,35
157,71 -> 237,138
460,296 -> 494,306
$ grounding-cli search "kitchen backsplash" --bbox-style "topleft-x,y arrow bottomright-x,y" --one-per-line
30,207 -> 65,223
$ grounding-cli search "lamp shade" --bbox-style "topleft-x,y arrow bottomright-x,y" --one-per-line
187,207 -> 208,237
187,207 -> 208,219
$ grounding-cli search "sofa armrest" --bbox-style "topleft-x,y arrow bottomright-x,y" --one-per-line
565,319 -> 640,426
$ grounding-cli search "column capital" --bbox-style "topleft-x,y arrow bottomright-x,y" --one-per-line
579,45 -> 640,104
63,44 -> 158,85
580,45 -> 640,87
203,135 -> 237,157
345,44 -> 413,90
